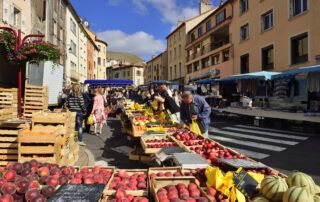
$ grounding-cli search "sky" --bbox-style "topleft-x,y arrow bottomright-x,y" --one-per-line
71,0 -> 220,61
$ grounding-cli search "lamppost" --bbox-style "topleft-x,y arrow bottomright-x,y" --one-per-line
0,27 -> 44,117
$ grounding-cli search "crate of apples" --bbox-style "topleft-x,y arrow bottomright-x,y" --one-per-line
105,170 -> 148,196
148,167 -> 183,181
152,177 -> 211,202
205,187 -> 229,202
141,136 -> 177,154
102,190 -> 149,202
182,169 -> 207,187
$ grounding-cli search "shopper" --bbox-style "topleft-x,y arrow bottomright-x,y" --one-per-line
155,89 -> 180,123
172,89 -> 181,107
159,84 -> 173,97
65,83 -> 86,146
180,91 -> 211,137
91,88 -> 107,136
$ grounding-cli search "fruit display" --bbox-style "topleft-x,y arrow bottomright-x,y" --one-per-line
145,142 -> 176,148
153,179 -> 210,202
0,161 -> 114,202
172,130 -> 204,142
149,167 -> 183,182
182,169 -> 207,188
256,171 -> 320,202
141,135 -> 177,153
107,170 -> 148,195
103,190 -> 149,202
206,187 -> 229,202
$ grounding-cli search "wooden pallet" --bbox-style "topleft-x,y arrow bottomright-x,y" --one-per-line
0,88 -> 17,110
0,127 -> 21,165
0,108 -> 15,123
18,129 -> 60,163
23,85 -> 48,118
31,111 -> 76,134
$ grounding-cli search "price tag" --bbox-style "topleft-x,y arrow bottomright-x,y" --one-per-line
233,169 -> 258,198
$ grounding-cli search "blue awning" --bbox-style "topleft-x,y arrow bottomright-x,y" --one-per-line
218,71 -> 280,82
196,78 -> 219,85
271,65 -> 320,80
84,80 -> 133,87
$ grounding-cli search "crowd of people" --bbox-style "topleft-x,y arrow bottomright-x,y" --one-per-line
63,83 -> 212,146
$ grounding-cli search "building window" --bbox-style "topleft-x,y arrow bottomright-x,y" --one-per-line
261,10 -> 273,31
240,23 -> 249,41
13,8 -> 21,28
223,50 -> 230,62
98,57 -> 101,65
114,73 -> 119,78
179,44 -> 181,56
179,63 -> 182,78
290,0 -> 308,17
262,45 -> 274,70
70,40 -> 77,56
240,0 -> 249,14
136,70 -> 141,76
216,9 -> 226,25
123,71 -> 126,77
212,55 -> 219,65
187,65 -> 192,74
70,18 -> 77,35
291,32 -> 308,64
174,65 -> 177,79
240,54 -> 249,74
128,71 -> 130,76
202,57 -> 210,69
169,51 -> 172,61
190,33 -> 195,42
194,62 -> 199,72
174,48 -> 176,58
206,20 -> 211,32
170,66 -> 173,79
198,27 -> 203,37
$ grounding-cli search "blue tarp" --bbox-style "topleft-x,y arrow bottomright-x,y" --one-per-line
218,71 -> 280,82
196,78 -> 218,85
151,80 -> 173,84
271,65 -> 320,80
84,80 -> 133,87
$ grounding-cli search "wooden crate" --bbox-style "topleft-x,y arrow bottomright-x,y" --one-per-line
128,149 -> 154,163
23,85 -> 48,118
151,177 -> 211,202
31,111 -> 76,134
0,88 -> 17,113
0,108 -> 15,123
104,169 -> 148,196
0,127 -> 21,165
140,134 -> 177,154
18,129 -> 60,163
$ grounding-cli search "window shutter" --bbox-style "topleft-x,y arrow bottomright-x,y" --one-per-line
2,0 -> 9,23
21,14 -> 26,33
289,0 -> 293,17
9,4 -> 14,25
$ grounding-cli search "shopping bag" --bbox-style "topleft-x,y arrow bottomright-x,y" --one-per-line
152,100 -> 158,110
87,114 -> 95,125
159,111 -> 167,122
205,166 -> 224,189
190,120 -> 201,135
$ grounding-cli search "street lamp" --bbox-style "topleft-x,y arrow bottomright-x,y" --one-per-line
0,27 -> 44,117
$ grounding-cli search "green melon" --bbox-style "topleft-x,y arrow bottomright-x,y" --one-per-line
251,196 -> 270,202
260,175 -> 288,201
314,194 -> 320,202
286,171 -> 316,194
282,186 -> 313,202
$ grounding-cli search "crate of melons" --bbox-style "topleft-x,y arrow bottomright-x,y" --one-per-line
151,177 -> 211,202
104,169 -> 149,197
140,134 -> 177,154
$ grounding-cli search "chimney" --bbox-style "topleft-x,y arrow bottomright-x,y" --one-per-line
200,0 -> 212,14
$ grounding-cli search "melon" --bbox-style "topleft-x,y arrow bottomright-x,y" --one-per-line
314,194 -> 320,202
282,186 -> 313,202
251,196 -> 270,202
260,175 -> 288,201
286,171 -> 316,194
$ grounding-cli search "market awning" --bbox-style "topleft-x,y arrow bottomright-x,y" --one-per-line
84,80 -> 133,86
218,71 -> 280,82
196,78 -> 219,85
271,65 -> 320,80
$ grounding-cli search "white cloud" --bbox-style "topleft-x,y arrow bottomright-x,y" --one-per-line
97,30 -> 166,60
132,0 -> 199,26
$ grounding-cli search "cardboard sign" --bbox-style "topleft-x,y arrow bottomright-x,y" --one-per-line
49,184 -> 105,202
217,158 -> 267,169
233,169 -> 259,197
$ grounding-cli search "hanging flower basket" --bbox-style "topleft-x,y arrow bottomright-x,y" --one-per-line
0,30 -> 60,65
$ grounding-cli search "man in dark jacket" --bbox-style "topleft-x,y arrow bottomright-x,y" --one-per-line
180,92 -> 211,137
155,90 -> 180,123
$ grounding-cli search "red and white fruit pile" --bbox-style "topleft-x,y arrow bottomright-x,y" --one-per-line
183,169 -> 206,187
69,166 -> 113,185
206,187 -> 229,202
146,143 -> 176,148
108,171 -> 147,191
156,182 -> 209,202
145,139 -> 173,143
149,171 -> 182,180
145,138 -> 176,148
172,130 -> 204,142
107,190 -> 148,202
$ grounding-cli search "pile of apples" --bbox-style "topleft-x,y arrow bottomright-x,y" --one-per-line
206,187 -> 229,202
183,169 -> 207,187
106,190 -> 148,202
145,139 -> 173,143
149,171 -> 182,180
0,160 -> 113,202
145,138 -> 176,148
146,143 -> 176,148
156,182 -> 209,202
108,171 -> 147,191
172,130 -> 204,142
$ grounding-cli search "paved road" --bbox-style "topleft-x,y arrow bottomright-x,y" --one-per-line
209,119 -> 320,183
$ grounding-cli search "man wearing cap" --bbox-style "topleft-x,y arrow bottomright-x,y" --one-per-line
180,92 -> 211,137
